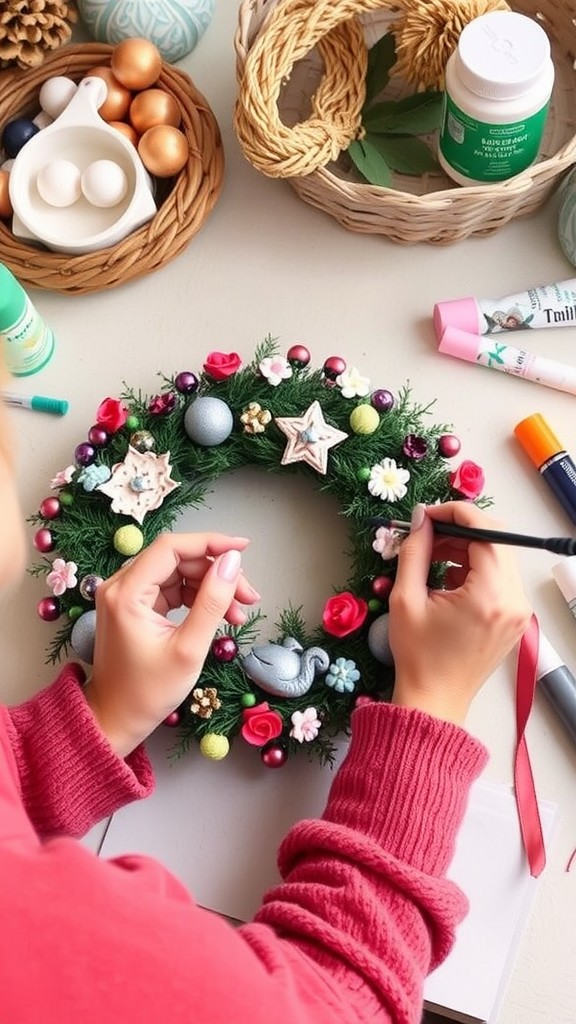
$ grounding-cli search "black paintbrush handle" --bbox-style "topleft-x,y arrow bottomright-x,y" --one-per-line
369,517 -> 576,556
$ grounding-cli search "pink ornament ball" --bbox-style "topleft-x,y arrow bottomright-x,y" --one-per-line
37,596 -> 61,621
34,528 -> 54,552
261,743 -> 288,768
323,356 -> 346,381
39,496 -> 61,520
371,575 -> 393,600
211,636 -> 238,662
287,344 -> 311,368
438,434 -> 461,458
88,424 -> 110,447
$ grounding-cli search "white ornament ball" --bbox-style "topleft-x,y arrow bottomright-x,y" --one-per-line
36,159 -> 82,208
38,76 -> 78,119
70,609 -> 97,665
367,613 -> 394,666
184,397 -> 234,447
81,159 -> 129,208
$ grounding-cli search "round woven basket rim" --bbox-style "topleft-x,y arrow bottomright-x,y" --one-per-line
0,43 -> 225,294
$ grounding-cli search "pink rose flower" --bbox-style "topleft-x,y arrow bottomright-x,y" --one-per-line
241,702 -> 284,747
95,397 -> 128,433
203,351 -> 242,381
322,591 -> 368,638
449,459 -> 485,499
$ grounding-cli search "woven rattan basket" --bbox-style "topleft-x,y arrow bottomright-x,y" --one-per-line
0,43 -> 224,294
235,0 -> 576,244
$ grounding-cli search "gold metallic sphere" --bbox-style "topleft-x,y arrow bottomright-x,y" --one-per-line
111,38 -> 162,91
108,120 -> 139,147
0,170 -> 12,219
138,125 -> 189,178
129,89 -> 181,134
85,66 -> 132,122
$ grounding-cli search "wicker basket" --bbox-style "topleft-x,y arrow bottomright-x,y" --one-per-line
235,0 -> 576,244
0,43 -> 224,294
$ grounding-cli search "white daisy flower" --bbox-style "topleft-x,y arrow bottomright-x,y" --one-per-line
368,458 -> 410,502
336,366 -> 371,398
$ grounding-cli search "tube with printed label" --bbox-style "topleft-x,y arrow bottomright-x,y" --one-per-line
434,277 -> 576,341
0,262 -> 55,376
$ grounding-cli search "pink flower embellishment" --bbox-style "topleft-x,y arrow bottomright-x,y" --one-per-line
50,465 -> 75,489
259,355 -> 293,387
372,526 -> 403,560
290,707 -> 321,743
46,558 -> 78,597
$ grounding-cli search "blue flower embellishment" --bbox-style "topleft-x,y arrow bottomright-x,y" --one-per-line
325,658 -> 360,694
77,463 -> 112,492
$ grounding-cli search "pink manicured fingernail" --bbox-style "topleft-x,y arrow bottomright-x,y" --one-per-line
217,549 -> 242,581
410,503 -> 426,531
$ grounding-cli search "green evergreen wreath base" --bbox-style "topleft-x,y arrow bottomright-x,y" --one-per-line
30,337 -> 486,768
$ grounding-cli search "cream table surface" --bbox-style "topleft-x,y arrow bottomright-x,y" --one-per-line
2,5 -> 576,1023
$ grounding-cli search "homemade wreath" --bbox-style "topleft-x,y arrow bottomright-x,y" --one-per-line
30,336 -> 487,768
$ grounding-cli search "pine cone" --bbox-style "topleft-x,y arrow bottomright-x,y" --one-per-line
190,687 -> 222,720
0,0 -> 78,70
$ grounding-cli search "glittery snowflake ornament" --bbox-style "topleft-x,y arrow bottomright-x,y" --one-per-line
97,446 -> 180,524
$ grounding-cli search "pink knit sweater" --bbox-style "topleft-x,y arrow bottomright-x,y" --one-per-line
0,663 -> 487,1024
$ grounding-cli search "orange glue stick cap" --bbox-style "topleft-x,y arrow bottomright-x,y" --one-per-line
514,413 -> 564,469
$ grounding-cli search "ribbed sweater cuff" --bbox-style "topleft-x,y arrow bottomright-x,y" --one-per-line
7,663 -> 154,838
323,702 -> 488,876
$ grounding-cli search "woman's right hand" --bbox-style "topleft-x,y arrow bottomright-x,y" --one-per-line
388,502 -> 532,726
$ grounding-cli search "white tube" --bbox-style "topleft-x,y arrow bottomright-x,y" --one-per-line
434,278 -> 576,340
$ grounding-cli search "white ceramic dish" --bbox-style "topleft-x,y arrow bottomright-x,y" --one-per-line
9,77 -> 157,254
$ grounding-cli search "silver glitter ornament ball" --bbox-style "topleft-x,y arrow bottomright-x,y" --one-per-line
184,397 -> 234,447
70,609 -> 97,665
367,613 -> 394,666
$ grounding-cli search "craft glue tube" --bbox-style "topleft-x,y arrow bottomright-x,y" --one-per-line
438,326 -> 576,397
0,262 -> 55,376
537,631 -> 576,747
513,414 -> 576,527
551,558 -> 576,620
433,277 -> 576,340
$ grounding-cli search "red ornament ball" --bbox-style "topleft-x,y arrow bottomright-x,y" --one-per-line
163,709 -> 184,728
261,743 -> 288,768
438,434 -> 461,458
39,496 -> 61,520
371,575 -> 394,600
211,635 -> 238,662
287,344 -> 311,368
88,424 -> 110,447
323,356 -> 346,380
37,596 -> 61,621
34,528 -> 55,552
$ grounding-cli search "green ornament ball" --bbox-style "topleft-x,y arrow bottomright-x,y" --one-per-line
356,466 -> 371,483
68,605 -> 84,621
114,524 -> 144,556
349,404 -> 380,436
368,598 -> 382,613
59,491 -> 74,507
126,414 -> 140,430
199,733 -> 230,760
241,692 -> 257,708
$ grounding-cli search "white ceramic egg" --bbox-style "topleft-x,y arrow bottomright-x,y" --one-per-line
36,158 -> 82,208
32,111 -> 53,130
81,159 -> 128,208
38,77 -> 78,120
1,158 -> 15,172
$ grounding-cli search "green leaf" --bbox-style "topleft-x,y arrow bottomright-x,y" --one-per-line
363,92 -> 444,135
363,133 -> 439,175
364,33 -> 396,107
347,138 -> 393,187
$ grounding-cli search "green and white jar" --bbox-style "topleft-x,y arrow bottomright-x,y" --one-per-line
438,11 -> 554,186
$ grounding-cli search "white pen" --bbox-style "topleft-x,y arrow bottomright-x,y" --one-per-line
1,390 -> 69,416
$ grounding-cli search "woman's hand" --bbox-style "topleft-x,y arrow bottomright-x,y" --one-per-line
84,532 -> 260,757
388,502 -> 532,726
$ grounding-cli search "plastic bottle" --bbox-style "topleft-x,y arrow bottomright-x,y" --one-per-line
438,11 -> 554,185
0,262 -> 55,376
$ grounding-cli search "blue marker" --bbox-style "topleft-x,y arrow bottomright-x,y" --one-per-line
1,390 -> 68,416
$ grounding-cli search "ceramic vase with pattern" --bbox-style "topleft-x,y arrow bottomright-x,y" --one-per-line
77,0 -> 215,63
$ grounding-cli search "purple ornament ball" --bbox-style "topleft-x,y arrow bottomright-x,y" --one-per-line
175,371 -> 199,395
2,117 -> 39,158
323,356 -> 346,380
37,596 -> 61,621
212,635 -> 238,662
39,496 -> 61,520
371,389 -> 394,413
75,442 -> 97,467
438,434 -> 461,458
287,344 -> 310,368
261,743 -> 288,768
34,528 -> 54,553
163,709 -> 184,727
88,424 -> 110,447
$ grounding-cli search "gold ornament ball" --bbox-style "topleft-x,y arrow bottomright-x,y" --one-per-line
85,66 -> 132,122
113,524 -> 144,556
108,120 -> 139,147
129,89 -> 181,134
199,733 -> 230,761
111,38 -> 162,91
349,404 -> 380,436
138,125 -> 189,178
0,170 -> 13,219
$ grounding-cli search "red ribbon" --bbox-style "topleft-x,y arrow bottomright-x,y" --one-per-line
514,613 -> 546,877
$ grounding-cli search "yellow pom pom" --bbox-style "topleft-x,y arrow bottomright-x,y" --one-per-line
199,733 -> 230,761
113,524 -> 144,556
349,405 -> 380,436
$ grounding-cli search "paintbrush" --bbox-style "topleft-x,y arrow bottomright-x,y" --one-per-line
369,517 -> 576,556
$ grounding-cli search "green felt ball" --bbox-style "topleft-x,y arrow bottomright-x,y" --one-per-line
199,733 -> 230,760
114,524 -> 144,556
68,605 -> 84,621
356,466 -> 371,483
241,692 -> 257,708
126,414 -> 140,430
349,405 -> 380,436
368,598 -> 382,613
59,491 -> 74,507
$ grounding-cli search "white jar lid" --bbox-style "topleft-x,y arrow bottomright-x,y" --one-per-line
456,11 -> 551,100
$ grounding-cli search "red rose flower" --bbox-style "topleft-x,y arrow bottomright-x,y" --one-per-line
449,459 -> 485,499
203,351 -> 242,381
241,702 -> 284,747
95,397 -> 128,433
322,591 -> 368,638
